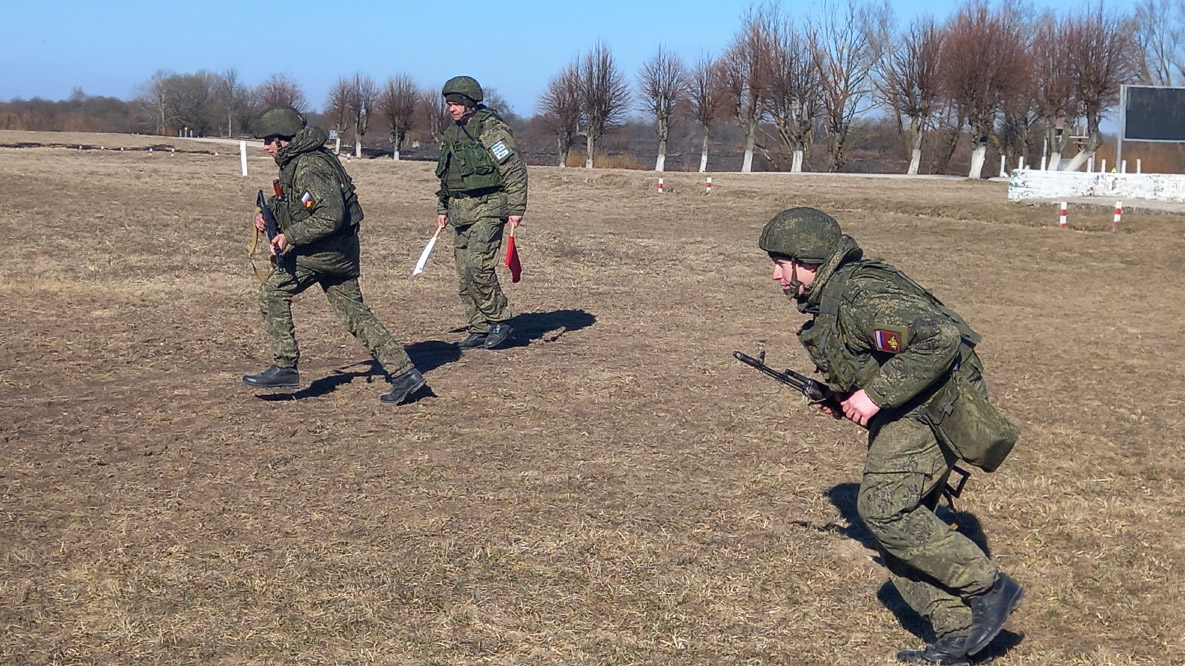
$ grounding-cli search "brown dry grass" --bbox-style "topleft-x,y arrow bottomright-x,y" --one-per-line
1,129 -> 1184,665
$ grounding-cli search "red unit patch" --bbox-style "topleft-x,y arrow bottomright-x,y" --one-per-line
873,329 -> 903,353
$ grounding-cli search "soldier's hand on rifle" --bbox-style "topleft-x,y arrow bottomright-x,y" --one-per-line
818,402 -> 844,419
841,389 -> 881,427
437,214 -> 449,229
270,233 -> 288,256
254,212 -> 267,233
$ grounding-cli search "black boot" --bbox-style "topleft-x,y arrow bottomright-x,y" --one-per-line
242,365 -> 299,389
380,368 -> 427,405
896,634 -> 971,664
457,332 -> 487,349
483,323 -> 512,348
966,572 -> 1024,655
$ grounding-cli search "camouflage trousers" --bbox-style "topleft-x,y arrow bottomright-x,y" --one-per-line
258,265 -> 414,377
858,414 -> 999,638
452,216 -> 511,334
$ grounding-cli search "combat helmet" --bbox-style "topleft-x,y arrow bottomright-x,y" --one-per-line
251,104 -> 306,139
441,76 -> 484,105
758,207 -> 842,265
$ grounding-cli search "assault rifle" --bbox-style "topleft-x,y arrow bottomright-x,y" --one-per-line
733,349 -> 969,499
733,350 -> 839,407
257,186 -> 295,274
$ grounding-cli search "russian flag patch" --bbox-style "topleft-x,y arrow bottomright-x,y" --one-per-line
873,328 -> 905,354
300,191 -> 316,210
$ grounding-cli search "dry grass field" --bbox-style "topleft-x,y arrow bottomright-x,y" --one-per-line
2,129 -> 1184,665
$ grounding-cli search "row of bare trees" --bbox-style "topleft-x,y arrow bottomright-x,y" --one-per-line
537,0 -> 1162,176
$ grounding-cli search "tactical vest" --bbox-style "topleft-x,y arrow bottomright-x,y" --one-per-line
800,259 -> 1017,472
798,259 -> 980,395
435,109 -> 504,193
275,149 -> 364,233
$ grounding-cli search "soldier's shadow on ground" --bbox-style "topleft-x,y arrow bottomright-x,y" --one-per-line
255,340 -> 463,402
805,482 -> 1020,655
251,310 -> 596,402
448,309 -> 597,349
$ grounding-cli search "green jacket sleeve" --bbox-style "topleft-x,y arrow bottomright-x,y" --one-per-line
480,118 -> 528,215
839,278 -> 962,409
283,162 -> 346,246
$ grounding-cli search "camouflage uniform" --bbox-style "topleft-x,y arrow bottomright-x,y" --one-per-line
259,124 -> 415,378
436,105 -> 527,335
761,209 -> 1021,653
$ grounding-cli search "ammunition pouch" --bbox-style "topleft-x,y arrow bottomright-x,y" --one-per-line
919,358 -> 1018,473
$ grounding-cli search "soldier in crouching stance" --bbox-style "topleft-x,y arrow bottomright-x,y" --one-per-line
758,207 -> 1024,664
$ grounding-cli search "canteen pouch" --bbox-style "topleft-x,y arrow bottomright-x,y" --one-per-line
921,360 -> 1018,473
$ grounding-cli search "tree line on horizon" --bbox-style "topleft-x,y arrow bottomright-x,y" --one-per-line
4,0 -> 1185,176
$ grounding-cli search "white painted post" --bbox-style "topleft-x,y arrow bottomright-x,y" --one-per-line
1137,159 -> 1142,174
657,177 -> 664,193
1000,155 -> 1006,178
1088,157 -> 1095,172
1112,201 -> 1122,232
1121,160 -> 1127,173
239,141 -> 248,177
1018,156 -> 1025,170
1101,159 -> 1107,173
1059,202 -> 1068,229
1040,155 -> 1047,171
705,176 -> 712,194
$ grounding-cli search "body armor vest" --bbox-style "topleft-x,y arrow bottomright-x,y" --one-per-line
435,109 -> 503,193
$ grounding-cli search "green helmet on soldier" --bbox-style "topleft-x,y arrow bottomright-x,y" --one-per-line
759,207 -> 842,265
251,104 -> 306,139
441,76 -> 484,106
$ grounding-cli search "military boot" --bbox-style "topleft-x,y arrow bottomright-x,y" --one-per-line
242,365 -> 299,389
896,634 -> 970,664
966,572 -> 1024,655
483,323 -> 512,349
380,368 -> 427,405
457,332 -> 487,349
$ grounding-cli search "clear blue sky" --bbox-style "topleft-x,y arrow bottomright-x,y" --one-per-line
1,0 -> 1140,116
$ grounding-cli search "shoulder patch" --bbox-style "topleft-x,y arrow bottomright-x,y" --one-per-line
489,140 -> 511,162
300,190 -> 316,210
873,325 -> 909,354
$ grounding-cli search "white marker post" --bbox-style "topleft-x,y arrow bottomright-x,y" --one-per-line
240,141 -> 249,177
705,176 -> 712,194
1112,201 -> 1123,232
657,177 -> 664,194
1000,155 -> 1006,178
1059,202 -> 1068,229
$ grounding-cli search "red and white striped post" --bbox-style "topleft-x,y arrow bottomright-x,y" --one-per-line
1112,201 -> 1123,232
705,176 -> 712,194
1059,201 -> 1068,229
657,177 -> 664,193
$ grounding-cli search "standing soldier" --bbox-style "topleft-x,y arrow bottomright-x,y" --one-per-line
757,207 -> 1024,664
435,76 -> 527,349
243,104 -> 428,405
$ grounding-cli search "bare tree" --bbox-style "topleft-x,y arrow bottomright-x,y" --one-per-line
1030,14 -> 1078,170
214,68 -> 251,137
811,0 -> 886,172
688,54 -> 725,172
377,74 -> 418,160
422,90 -> 452,144
258,73 -> 308,111
325,78 -> 353,154
1134,0 -> 1185,85
721,5 -> 774,172
1063,6 -> 1143,171
135,69 -> 177,135
763,13 -> 819,173
940,1 -> 1028,179
346,73 -> 378,158
876,17 -> 944,175
638,46 -> 689,172
579,42 -> 631,169
540,62 -> 582,167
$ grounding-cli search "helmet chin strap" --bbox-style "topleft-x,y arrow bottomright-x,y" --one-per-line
787,259 -> 802,295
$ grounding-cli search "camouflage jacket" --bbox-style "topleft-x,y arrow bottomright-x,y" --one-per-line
268,125 -> 365,275
797,236 -> 980,409
436,107 -> 528,218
